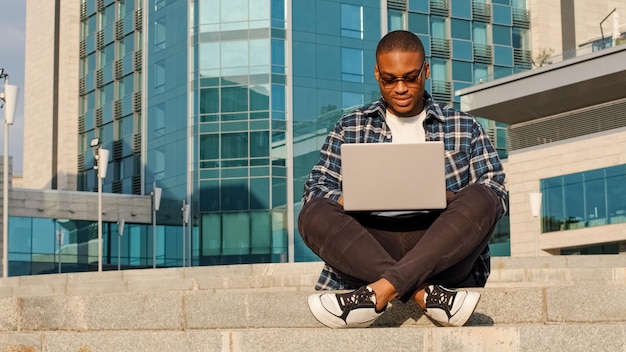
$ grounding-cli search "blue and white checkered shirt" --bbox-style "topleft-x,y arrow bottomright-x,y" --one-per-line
302,91 -> 507,291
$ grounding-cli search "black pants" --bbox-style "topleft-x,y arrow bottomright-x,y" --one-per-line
298,183 -> 503,301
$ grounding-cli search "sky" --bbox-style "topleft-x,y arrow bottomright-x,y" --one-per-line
0,0 -> 26,174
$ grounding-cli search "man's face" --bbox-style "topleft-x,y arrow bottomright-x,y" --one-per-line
374,51 -> 429,117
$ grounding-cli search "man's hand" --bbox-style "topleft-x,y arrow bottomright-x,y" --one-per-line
338,196 -> 344,206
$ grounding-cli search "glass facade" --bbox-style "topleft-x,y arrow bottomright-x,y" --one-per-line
291,0 -> 382,261
540,165 -> 626,233
194,0 -> 290,265
78,0 -> 143,195
11,0 -> 546,275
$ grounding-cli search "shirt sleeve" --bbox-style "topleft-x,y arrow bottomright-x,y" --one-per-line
469,121 -> 508,214
302,122 -> 345,204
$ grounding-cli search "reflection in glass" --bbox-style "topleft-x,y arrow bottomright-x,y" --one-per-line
541,165 -> 626,232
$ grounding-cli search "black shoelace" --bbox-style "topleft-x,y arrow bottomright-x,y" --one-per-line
337,287 -> 375,320
425,286 -> 456,319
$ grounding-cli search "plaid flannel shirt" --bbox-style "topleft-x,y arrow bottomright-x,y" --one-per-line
302,91 -> 507,291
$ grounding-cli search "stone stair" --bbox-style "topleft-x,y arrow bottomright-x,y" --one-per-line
0,255 -> 624,351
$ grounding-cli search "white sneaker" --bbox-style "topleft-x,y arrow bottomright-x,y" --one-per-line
307,285 -> 386,328
422,284 -> 480,327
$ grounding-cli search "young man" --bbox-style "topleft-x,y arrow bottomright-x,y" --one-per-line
298,30 -> 507,328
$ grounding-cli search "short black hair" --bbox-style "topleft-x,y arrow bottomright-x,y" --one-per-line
376,30 -> 425,59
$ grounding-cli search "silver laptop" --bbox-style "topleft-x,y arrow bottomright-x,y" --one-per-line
341,142 -> 447,211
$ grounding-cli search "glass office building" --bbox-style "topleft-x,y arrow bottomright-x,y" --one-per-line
11,0 -> 528,274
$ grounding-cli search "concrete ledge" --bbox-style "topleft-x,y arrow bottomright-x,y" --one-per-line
0,323 -> 624,352
0,256 -> 624,298
2,285 -> 623,332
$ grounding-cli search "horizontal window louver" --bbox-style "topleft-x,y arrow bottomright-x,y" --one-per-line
509,99 -> 626,150
387,0 -> 406,11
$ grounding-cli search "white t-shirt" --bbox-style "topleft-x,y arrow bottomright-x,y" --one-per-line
374,109 -> 428,217
384,109 -> 427,143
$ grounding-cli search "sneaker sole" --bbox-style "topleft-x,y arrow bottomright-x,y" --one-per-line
444,291 -> 481,327
307,294 -> 378,329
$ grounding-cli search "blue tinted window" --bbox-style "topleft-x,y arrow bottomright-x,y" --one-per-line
408,1 -> 429,13
538,166 -> 626,233
221,86 -> 249,112
341,4 -> 362,39
473,63 -> 489,84
221,179 -> 249,211
271,0 -> 284,20
418,35 -> 431,57
451,19 -> 471,40
452,60 -> 472,82
493,4 -> 512,26
388,10 -> 404,31
451,0 -> 471,19
200,88 -> 219,114
430,16 -> 446,38
271,84 -> 285,111
493,65 -> 513,79
271,39 -> 285,67
512,28 -> 529,50
342,92 -> 363,110
408,13 -> 429,34
493,25 -> 511,45
472,22 -> 488,44
316,45 -> 340,79
494,45 -> 513,66
492,0 -> 510,4
250,131 -> 269,158
316,1 -> 340,36
250,178 -> 270,209
251,84 -> 270,110
221,132 -> 248,159
200,134 -> 219,161
452,40 -> 473,61
342,48 -> 363,83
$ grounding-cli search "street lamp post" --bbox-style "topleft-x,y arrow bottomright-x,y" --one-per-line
117,218 -> 125,271
181,200 -> 190,267
0,68 -> 19,278
91,138 -> 109,272
529,192 -> 543,256
56,229 -> 64,274
151,182 -> 162,269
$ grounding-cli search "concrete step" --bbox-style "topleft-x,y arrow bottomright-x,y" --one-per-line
1,323 -> 625,352
0,256 -> 624,352
0,285 -> 624,332
0,255 -> 624,298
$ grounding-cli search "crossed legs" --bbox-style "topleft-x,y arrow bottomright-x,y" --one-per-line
298,183 -> 503,310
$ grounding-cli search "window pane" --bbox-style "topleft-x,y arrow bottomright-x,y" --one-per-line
200,134 -> 219,160
250,131 -> 269,158
342,48 -> 363,83
251,84 -> 270,111
200,88 -> 219,114
221,132 -> 248,159
221,212 -> 250,250
408,13 -> 429,34
493,4 -> 512,26
452,40 -> 473,61
388,10 -> 404,31
451,19 -> 471,40
341,4 -> 362,39
585,170 -> 607,227
221,181 -> 249,211
221,86 -> 249,112
493,25 -> 511,45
